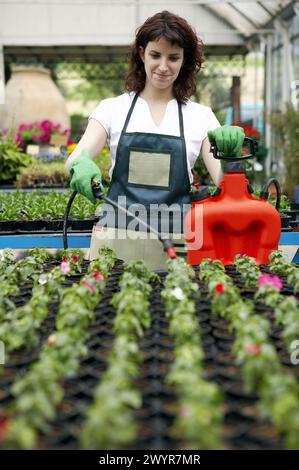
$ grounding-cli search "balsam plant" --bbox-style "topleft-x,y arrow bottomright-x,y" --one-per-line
80,260 -> 156,449
234,254 -> 260,287
3,248 -> 115,450
0,255 -> 83,354
269,250 -> 299,294
0,249 -> 52,301
200,256 -> 299,449
274,296 -> 299,352
162,257 -> 224,450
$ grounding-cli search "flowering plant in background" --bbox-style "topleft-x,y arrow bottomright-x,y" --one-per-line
16,120 -> 73,150
235,123 -> 268,163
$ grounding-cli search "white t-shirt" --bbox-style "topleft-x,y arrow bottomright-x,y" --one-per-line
89,92 -> 220,182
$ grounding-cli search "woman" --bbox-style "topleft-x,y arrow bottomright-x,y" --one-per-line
65,10 -> 244,268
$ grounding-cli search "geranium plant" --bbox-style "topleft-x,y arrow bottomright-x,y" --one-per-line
15,120 -> 72,150
235,123 -> 268,163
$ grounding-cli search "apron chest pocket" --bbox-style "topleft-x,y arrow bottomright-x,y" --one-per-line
128,150 -> 171,188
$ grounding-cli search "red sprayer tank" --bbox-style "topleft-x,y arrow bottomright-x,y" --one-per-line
184,138 -> 281,265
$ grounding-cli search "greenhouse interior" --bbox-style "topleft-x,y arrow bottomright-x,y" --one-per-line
0,0 -> 299,455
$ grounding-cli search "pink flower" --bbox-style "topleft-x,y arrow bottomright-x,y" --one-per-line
82,280 -> 96,293
92,271 -> 104,282
258,274 -> 282,291
215,283 -> 225,295
60,261 -> 71,274
179,406 -> 191,417
244,343 -> 262,356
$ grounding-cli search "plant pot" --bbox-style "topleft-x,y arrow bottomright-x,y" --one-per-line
214,351 -> 236,365
290,220 -> 299,229
1,66 -> 70,132
223,381 -> 259,401
282,210 -> 299,222
0,220 -> 19,232
18,220 -> 46,231
212,329 -> 234,341
44,220 -> 64,231
280,214 -> 291,228
70,219 -> 96,231
246,422 -> 281,447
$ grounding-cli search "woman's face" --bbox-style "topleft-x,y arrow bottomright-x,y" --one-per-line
139,37 -> 184,93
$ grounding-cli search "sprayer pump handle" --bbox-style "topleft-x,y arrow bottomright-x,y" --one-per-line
210,137 -> 258,162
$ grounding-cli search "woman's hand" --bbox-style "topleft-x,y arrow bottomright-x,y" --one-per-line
208,125 -> 245,158
70,149 -> 103,203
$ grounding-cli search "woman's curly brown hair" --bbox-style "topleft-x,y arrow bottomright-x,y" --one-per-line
125,10 -> 204,104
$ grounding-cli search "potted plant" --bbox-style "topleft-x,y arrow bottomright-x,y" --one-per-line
0,133 -> 32,187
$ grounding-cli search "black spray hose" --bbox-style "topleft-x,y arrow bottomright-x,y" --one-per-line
260,178 -> 281,211
63,184 -> 177,259
63,190 -> 77,250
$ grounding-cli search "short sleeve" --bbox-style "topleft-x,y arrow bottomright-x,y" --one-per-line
89,98 -> 114,139
202,108 -> 221,140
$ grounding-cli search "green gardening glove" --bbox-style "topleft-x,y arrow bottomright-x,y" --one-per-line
208,125 -> 245,158
69,149 -> 103,203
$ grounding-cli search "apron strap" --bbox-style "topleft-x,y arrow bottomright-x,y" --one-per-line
122,93 -> 185,139
178,103 -> 185,139
122,93 -> 139,134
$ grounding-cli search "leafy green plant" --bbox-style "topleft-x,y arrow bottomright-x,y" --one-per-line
16,162 -> 69,188
3,248 -> 115,449
0,189 -> 100,221
234,254 -> 260,286
162,258 -> 224,450
200,256 -> 299,448
0,257 -> 83,353
80,260 -> 154,449
0,135 -> 32,182
269,250 -> 299,294
271,103 -> 299,198
273,296 -> 299,351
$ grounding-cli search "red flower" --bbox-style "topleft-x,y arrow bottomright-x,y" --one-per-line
63,257 -> 68,262
244,343 -> 262,356
215,283 -> 225,295
82,281 -> 96,293
92,271 -> 104,282
233,123 -> 260,139
71,255 -> 79,262
0,415 -> 10,442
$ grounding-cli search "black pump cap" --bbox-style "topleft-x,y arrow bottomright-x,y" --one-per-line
190,186 -> 211,202
223,161 -> 246,173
